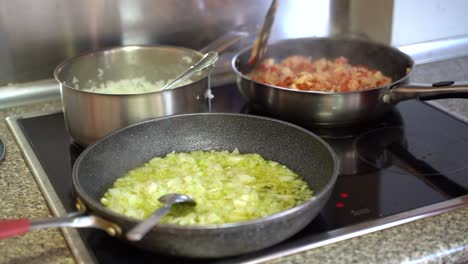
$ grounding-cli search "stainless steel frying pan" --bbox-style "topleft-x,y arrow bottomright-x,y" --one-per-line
232,37 -> 468,127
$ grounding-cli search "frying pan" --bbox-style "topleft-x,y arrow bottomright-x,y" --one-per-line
0,113 -> 338,258
232,37 -> 468,127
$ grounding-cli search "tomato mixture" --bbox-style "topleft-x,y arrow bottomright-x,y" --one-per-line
248,56 -> 392,92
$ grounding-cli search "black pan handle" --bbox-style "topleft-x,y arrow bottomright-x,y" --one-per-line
384,81 -> 468,103
0,137 -> 4,163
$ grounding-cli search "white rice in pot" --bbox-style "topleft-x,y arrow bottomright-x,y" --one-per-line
81,77 -> 193,94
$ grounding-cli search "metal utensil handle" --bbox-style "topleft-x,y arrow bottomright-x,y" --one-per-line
161,51 -> 219,90
126,203 -> 173,241
0,212 -> 120,239
199,31 -> 249,54
191,51 -> 219,71
385,81 -> 468,104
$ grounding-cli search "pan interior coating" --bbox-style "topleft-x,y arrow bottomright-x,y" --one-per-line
74,113 -> 336,216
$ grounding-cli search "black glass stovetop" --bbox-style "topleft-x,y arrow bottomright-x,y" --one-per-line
15,84 -> 468,263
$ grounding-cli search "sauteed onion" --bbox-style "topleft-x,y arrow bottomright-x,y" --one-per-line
101,149 -> 313,225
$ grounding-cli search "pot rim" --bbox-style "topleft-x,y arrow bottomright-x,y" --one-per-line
54,45 -> 208,96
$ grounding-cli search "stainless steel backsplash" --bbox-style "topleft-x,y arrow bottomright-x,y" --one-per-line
0,0 -> 395,85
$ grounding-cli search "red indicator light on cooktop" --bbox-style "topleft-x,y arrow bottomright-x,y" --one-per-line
340,192 -> 349,198
336,202 -> 345,208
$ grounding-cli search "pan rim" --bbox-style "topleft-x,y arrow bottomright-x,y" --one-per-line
231,36 -> 415,95
72,112 -> 340,231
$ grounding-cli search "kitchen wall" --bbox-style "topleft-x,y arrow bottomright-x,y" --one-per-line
0,0 -> 265,85
391,0 -> 468,46
0,0 -> 366,85
0,0 -> 466,86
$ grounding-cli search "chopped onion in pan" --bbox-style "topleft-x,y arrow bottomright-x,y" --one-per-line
101,149 -> 313,225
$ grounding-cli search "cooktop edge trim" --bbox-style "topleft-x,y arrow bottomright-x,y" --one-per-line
5,114 -> 96,264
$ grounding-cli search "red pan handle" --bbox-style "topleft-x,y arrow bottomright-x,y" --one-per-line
0,219 -> 30,239
0,213 -> 121,240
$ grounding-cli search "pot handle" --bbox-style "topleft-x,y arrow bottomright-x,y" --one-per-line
384,81 -> 468,104
199,31 -> 249,54
0,212 -> 121,239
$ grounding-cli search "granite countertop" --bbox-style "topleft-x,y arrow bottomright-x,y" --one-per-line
1,57 -> 468,263
0,100 -> 75,264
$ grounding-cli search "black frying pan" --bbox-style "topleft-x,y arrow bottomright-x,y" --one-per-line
232,37 -> 468,126
0,113 -> 339,258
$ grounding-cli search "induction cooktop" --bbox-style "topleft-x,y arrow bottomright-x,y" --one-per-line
6,84 -> 468,264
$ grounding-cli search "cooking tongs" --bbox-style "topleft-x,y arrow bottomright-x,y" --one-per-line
247,0 -> 278,67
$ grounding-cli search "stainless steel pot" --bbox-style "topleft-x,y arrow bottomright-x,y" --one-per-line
0,113 -> 339,258
232,37 -> 468,127
55,32 -> 247,146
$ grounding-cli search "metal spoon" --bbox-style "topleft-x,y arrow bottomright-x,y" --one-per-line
126,193 -> 196,241
160,51 -> 219,91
